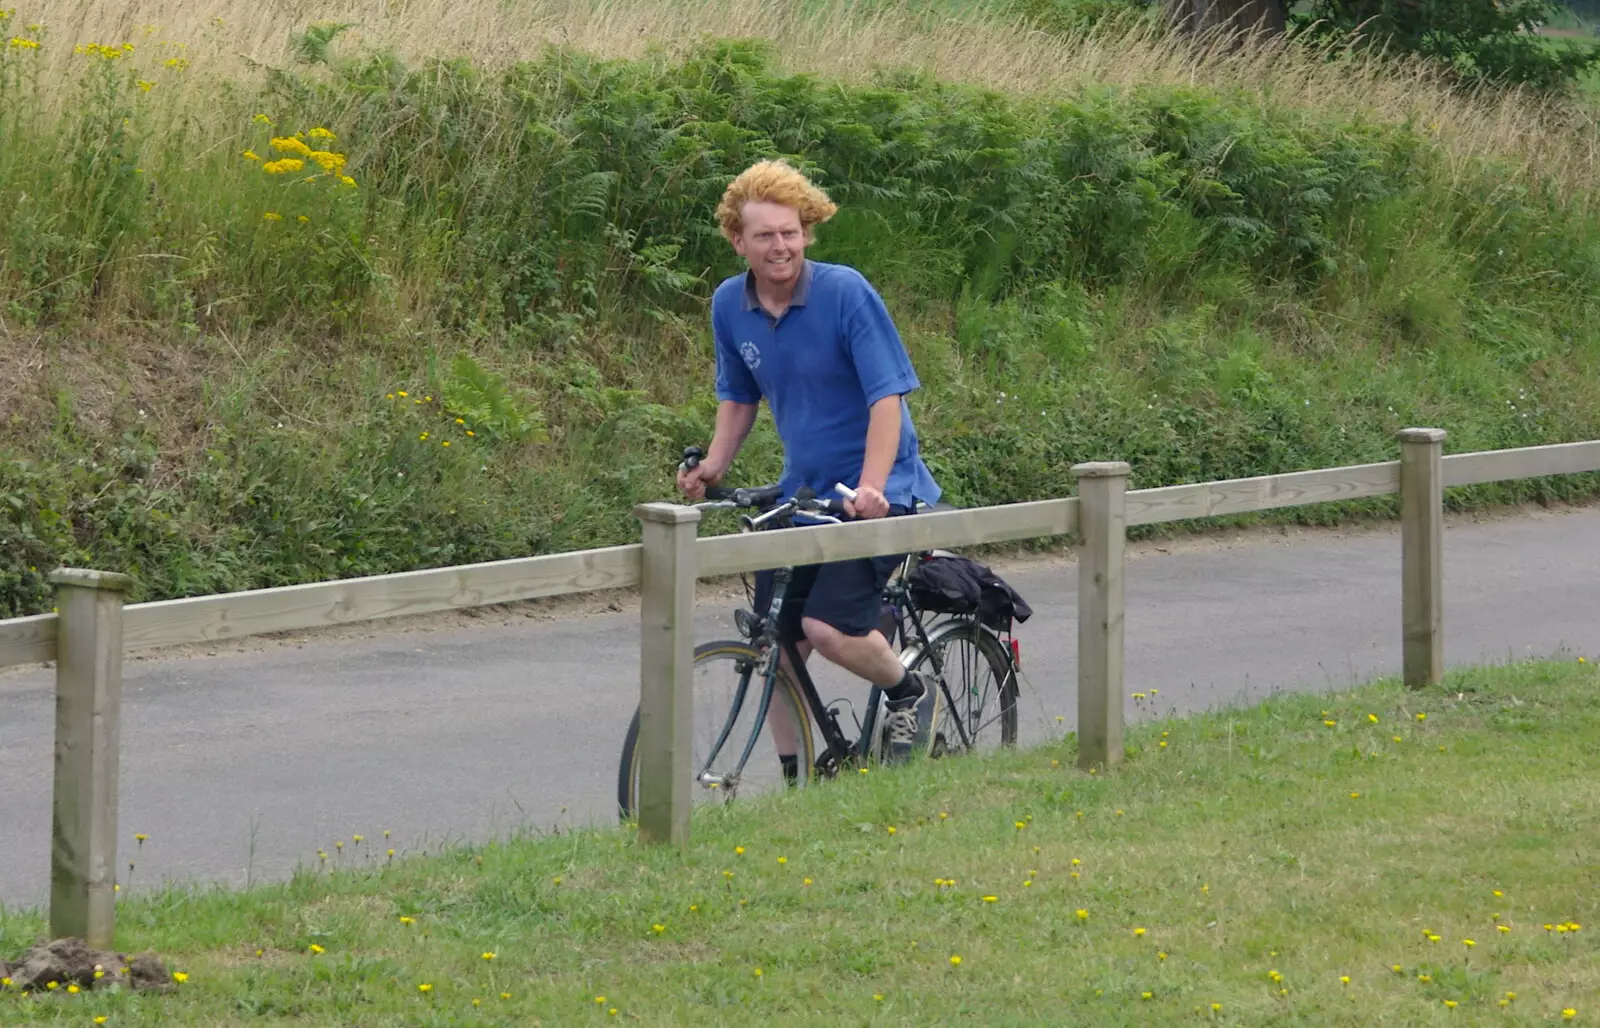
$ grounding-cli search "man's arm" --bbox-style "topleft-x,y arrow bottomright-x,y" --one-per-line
848,395 -> 901,519
680,400 -> 758,499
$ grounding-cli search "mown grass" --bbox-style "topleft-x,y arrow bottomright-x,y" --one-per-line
2,658 -> 1596,1025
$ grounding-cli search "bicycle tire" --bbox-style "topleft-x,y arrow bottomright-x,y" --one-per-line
617,640 -> 816,822
902,618 -> 1019,756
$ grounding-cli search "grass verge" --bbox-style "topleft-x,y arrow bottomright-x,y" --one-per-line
2,658 -> 1597,1024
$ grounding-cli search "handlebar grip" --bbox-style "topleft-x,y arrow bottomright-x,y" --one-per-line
703,485 -> 736,501
680,445 -> 704,472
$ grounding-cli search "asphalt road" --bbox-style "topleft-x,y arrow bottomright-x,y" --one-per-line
2,506 -> 1597,909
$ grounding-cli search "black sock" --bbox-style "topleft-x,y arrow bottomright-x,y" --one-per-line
883,669 -> 924,710
780,753 -> 799,783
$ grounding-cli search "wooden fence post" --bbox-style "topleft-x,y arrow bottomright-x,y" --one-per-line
1398,428 -> 1446,689
633,503 -> 701,847
1071,462 -> 1130,770
47,567 -> 132,947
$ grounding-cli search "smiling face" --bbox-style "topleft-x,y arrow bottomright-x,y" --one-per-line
731,200 -> 808,293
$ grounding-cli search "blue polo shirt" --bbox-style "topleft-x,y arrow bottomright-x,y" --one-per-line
712,260 -> 941,509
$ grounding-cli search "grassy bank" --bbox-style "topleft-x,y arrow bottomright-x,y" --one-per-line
2,0 -> 1600,617
1,658 -> 1596,1024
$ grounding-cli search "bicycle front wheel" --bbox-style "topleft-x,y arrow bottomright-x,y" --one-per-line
905,619 -> 1018,757
617,640 -> 816,822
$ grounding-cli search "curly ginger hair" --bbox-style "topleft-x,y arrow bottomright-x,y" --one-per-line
715,160 -> 838,242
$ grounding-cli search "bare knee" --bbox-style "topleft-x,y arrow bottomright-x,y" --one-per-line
801,617 -> 848,663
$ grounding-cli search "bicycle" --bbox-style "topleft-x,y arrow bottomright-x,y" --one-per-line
616,448 -> 1022,821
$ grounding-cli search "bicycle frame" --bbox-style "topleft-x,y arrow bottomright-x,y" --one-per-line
697,554 -> 980,789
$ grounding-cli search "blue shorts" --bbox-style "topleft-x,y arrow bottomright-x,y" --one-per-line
752,506 -> 912,638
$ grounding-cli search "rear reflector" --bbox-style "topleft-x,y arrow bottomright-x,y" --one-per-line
1009,638 -> 1022,669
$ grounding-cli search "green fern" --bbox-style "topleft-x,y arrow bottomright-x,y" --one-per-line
442,354 -> 547,444
289,21 -> 356,67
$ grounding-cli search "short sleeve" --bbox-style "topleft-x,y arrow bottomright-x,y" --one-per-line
712,304 -> 761,405
844,281 -> 919,406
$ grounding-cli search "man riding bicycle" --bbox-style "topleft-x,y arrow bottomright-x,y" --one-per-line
677,159 -> 943,773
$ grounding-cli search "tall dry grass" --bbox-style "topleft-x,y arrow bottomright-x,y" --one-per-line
18,0 -> 1600,197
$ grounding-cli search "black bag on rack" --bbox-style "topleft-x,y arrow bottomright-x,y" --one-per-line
904,553 -> 1033,633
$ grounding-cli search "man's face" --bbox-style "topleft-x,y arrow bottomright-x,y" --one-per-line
732,201 -> 807,291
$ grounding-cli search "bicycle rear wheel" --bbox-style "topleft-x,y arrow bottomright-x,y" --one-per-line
617,640 -> 816,821
904,619 -> 1018,757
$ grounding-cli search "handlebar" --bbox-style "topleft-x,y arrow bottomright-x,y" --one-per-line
677,446 -> 852,525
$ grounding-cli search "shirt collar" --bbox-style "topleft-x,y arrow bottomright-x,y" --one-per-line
741,259 -> 812,312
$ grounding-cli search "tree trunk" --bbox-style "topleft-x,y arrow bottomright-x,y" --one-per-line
1164,0 -> 1286,38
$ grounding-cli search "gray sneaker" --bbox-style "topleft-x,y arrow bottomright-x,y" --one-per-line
883,673 -> 928,763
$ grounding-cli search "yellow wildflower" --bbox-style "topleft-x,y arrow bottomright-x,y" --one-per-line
7,36 -> 40,49
297,215 -> 309,224
242,150 -> 262,161
262,158 -> 305,175
340,175 -> 357,187
172,972 -> 188,983
270,136 -> 312,157
253,113 -> 273,124
308,150 -> 345,172
163,56 -> 187,70
136,80 -> 154,91
263,211 -> 282,222
307,126 -> 337,140
417,983 -> 432,993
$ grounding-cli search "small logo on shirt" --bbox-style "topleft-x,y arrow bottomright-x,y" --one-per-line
740,341 -> 761,370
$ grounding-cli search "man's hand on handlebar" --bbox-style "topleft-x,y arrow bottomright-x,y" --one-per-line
843,483 -> 890,520
677,446 -> 727,502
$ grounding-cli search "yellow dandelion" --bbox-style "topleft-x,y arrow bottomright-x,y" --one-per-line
1368,713 -> 1378,722
1142,991 -> 1153,1000
1416,713 -> 1427,721
442,441 -> 450,448
1323,719 -> 1336,727
1443,999 -> 1457,1008
95,1018 -> 108,1025
982,895 -> 998,903
887,826 -> 896,835
1498,924 -> 1510,933
67,984 -> 80,993
482,951 -> 496,960
1339,975 -> 1350,984
1076,909 -> 1088,920
1419,974 -> 1432,983
136,79 -> 154,91
172,972 -> 188,983
418,983 -> 432,994
1463,939 -> 1475,948
297,215 -> 309,224
163,56 -> 187,69
1563,1010 -> 1576,1020
1211,1003 -> 1222,1013
939,812 -> 948,820
399,916 -> 414,926
309,943 -> 325,955
1350,792 -> 1360,799
802,878 -> 813,886
263,211 -> 283,222
500,992 -> 511,1000
735,846 -> 745,855
949,955 -> 962,966
752,968 -> 763,978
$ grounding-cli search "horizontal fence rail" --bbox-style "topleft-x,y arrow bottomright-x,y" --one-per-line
1125,461 -> 1400,526
7,430 -> 1600,946
4,439 -> 1600,673
1443,439 -> 1600,488
699,497 -> 1077,577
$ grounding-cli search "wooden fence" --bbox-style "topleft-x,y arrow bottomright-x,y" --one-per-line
4,430 -> 1600,945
